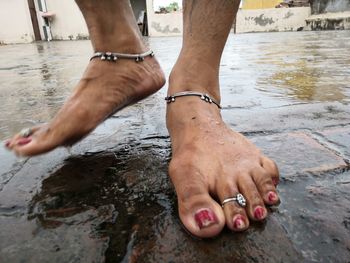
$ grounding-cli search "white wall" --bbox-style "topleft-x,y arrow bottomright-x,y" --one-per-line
0,0 -> 34,44
146,0 -> 182,37
46,0 -> 89,40
236,7 -> 311,33
147,12 -> 183,37
146,3 -> 311,36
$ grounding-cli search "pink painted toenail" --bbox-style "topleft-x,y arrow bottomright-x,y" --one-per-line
233,215 -> 246,230
254,206 -> 266,220
194,209 -> 218,229
17,138 -> 32,146
272,177 -> 279,186
268,191 -> 278,203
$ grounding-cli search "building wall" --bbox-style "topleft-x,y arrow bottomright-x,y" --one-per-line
46,0 -> 89,40
146,3 -> 311,36
0,0 -> 34,44
236,7 -> 311,33
146,0 -> 183,37
147,12 -> 183,37
242,0 -> 281,9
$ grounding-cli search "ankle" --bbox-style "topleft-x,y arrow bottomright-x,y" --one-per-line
168,59 -> 221,102
90,27 -> 146,53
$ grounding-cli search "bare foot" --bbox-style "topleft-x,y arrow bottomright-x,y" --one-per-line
5,55 -> 165,156
166,78 -> 280,239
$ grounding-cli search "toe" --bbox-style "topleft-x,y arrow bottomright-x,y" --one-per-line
11,125 -> 58,156
261,156 -> 280,187
170,163 -> 225,238
217,179 -> 249,232
251,167 -> 280,206
178,190 -> 225,238
238,173 -> 267,221
6,126 -> 40,151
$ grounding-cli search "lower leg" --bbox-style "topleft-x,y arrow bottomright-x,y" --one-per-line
76,0 -> 145,53
169,0 -> 240,99
6,0 -> 165,156
167,0 -> 280,238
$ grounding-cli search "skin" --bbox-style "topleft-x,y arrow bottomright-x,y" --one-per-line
5,0 -> 280,238
167,0 -> 280,238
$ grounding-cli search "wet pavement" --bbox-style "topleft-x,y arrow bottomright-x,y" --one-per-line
0,30 -> 350,262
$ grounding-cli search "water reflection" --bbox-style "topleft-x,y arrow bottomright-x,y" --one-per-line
256,31 -> 350,102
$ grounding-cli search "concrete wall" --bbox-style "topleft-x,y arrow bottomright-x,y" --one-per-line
0,0 -> 34,44
242,0 -> 281,9
146,0 -> 182,37
236,7 -> 311,33
306,10 -> 350,29
311,0 -> 350,14
146,5 -> 311,36
46,0 -> 89,40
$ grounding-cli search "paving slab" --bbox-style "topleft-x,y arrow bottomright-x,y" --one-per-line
1,30 -> 350,262
1,142 -> 349,262
251,132 -> 347,177
316,126 -> 350,161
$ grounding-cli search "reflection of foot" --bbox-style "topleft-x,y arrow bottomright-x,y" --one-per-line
5,54 -> 165,156
166,82 -> 280,239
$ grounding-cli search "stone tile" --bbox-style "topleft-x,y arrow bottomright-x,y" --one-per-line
1,141 -> 349,262
275,171 -> 350,262
250,132 -> 347,178
223,102 -> 350,134
317,126 -> 350,161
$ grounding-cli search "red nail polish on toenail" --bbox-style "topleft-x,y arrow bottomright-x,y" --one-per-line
254,206 -> 266,220
272,177 -> 279,186
268,191 -> 278,203
17,138 -> 32,146
194,209 -> 218,229
233,215 -> 246,230
5,140 -> 10,147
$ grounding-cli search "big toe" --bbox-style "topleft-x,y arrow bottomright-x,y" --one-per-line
9,125 -> 64,156
178,192 -> 225,238
170,164 -> 225,238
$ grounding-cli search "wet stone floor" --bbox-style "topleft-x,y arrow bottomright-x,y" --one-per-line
0,31 -> 350,262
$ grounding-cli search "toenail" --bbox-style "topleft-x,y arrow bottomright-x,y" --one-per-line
233,215 -> 246,230
194,209 -> 218,229
254,206 -> 266,220
272,177 -> 279,186
268,191 -> 278,203
17,138 -> 32,146
4,140 -> 10,147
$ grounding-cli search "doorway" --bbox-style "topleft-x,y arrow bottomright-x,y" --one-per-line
130,0 -> 148,36
27,0 -> 41,40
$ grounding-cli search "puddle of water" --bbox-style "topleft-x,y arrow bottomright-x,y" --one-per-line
221,30 -> 350,108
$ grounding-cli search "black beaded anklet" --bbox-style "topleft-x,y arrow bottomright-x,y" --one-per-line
90,50 -> 154,62
165,91 -> 221,109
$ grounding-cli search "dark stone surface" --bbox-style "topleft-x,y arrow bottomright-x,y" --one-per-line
0,31 -> 350,262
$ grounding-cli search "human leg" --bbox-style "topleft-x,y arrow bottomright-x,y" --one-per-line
5,0 -> 165,156
167,0 -> 280,238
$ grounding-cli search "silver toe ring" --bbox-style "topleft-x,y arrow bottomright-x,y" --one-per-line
222,193 -> 247,208
19,128 -> 33,138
